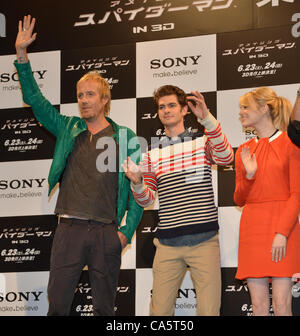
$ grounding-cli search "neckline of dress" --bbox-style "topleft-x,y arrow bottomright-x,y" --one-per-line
255,129 -> 282,143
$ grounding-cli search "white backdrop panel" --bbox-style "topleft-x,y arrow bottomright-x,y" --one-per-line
136,35 -> 217,98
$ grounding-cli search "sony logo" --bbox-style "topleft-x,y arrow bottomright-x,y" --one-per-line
0,291 -> 43,302
0,70 -> 48,83
244,129 -> 257,136
150,55 -> 202,69
0,178 -> 46,190
0,13 -> 5,38
177,288 -> 196,299
151,288 -> 196,298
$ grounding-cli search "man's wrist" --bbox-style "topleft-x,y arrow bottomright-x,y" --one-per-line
17,56 -> 28,64
132,177 -> 142,185
196,109 -> 210,122
16,49 -> 28,64
130,179 -> 144,194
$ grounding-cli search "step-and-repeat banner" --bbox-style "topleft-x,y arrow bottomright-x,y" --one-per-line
0,0 -> 300,316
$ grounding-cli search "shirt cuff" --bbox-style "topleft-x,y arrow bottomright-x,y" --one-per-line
197,112 -> 218,132
130,180 -> 145,194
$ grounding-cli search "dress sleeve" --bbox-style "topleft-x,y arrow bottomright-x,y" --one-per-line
277,142 -> 300,237
234,145 -> 256,207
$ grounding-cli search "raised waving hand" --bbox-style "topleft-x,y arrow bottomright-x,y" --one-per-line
15,15 -> 37,63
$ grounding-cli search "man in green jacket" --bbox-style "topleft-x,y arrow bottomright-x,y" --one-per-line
15,15 -> 143,316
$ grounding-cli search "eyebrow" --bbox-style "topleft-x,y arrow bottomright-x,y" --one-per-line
159,102 -> 177,107
77,90 -> 96,95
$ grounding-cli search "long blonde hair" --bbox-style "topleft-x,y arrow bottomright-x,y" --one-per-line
240,87 -> 292,131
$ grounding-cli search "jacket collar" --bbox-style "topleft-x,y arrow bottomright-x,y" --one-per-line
105,116 -> 119,133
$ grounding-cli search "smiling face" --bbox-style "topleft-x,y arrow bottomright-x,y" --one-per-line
157,94 -> 188,129
77,79 -> 108,122
239,93 -> 266,130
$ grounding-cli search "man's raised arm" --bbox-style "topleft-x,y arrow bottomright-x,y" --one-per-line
15,15 -> 37,63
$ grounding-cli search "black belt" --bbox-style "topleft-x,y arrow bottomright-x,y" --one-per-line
59,217 -> 107,226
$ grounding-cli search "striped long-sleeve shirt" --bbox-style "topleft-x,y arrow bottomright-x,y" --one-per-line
132,113 -> 234,239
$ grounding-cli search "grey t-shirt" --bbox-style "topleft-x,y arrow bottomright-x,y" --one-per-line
55,124 -> 119,223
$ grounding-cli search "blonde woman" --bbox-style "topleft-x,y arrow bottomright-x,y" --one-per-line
234,87 -> 300,316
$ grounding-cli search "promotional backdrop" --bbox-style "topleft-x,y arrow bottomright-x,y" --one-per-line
0,0 -> 299,316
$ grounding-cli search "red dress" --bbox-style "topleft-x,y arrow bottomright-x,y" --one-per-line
234,131 -> 300,280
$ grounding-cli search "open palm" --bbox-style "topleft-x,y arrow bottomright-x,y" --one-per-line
121,157 -> 143,185
15,15 -> 37,51
241,146 -> 257,179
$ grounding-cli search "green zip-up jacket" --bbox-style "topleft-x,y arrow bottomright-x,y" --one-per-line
14,61 -> 143,243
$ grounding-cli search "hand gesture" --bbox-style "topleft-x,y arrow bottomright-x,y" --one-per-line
240,146 -> 257,179
15,15 -> 37,61
271,233 -> 287,262
187,91 -> 209,120
121,156 -> 143,185
117,231 -> 128,250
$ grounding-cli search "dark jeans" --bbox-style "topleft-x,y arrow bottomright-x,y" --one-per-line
47,217 -> 122,316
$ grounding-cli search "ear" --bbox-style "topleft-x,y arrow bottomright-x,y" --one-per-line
181,105 -> 188,116
101,96 -> 109,106
261,104 -> 270,115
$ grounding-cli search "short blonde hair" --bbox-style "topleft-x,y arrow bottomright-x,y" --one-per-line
77,71 -> 111,116
240,87 -> 292,131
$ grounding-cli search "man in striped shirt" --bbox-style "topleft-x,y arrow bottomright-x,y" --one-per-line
122,85 -> 234,315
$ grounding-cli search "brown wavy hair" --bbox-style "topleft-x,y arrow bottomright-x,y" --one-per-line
153,85 -> 188,111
